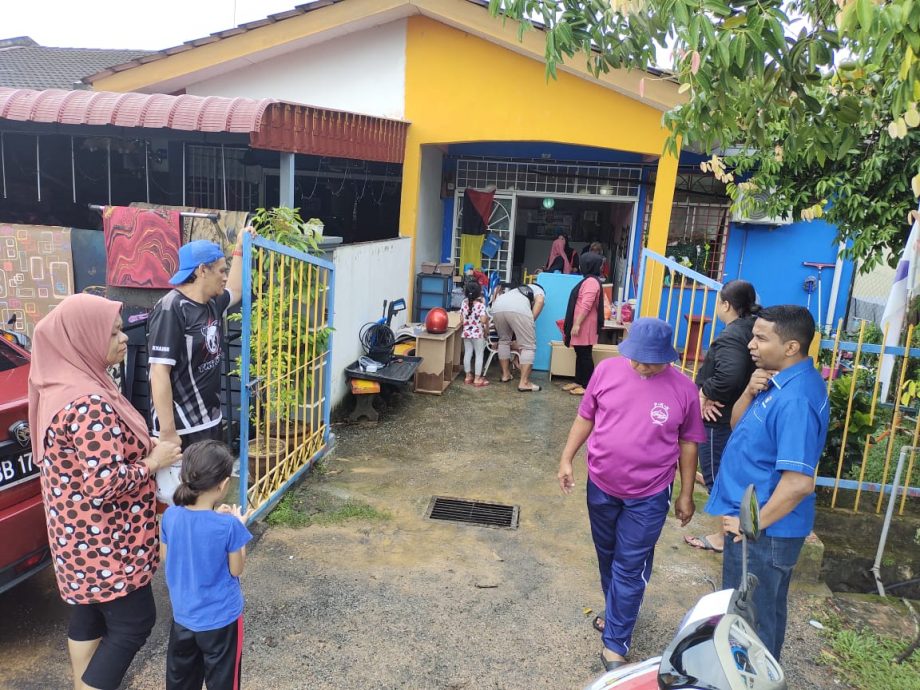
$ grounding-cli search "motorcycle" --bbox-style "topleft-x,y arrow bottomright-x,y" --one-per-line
0,314 -> 31,350
585,485 -> 786,690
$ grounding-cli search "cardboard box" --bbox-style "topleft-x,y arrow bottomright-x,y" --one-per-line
549,341 -> 619,378
447,311 -> 462,329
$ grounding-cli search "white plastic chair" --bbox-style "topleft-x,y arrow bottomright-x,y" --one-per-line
483,325 -> 520,376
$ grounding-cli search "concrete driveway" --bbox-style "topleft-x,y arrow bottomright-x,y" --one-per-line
0,372 -> 834,689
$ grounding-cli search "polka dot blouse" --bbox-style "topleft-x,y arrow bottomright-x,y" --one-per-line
40,394 -> 158,604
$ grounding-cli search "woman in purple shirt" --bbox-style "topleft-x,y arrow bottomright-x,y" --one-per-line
557,318 -> 706,672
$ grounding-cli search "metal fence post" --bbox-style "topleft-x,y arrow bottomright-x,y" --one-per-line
872,445 -> 913,596
238,231 -> 253,509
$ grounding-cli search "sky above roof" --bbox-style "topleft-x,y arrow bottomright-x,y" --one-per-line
4,0 -> 299,50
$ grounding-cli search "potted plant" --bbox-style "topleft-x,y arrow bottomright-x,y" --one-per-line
229,207 -> 333,482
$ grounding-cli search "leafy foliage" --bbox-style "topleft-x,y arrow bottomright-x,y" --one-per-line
818,610 -> 920,689
489,0 -> 920,267
229,207 -> 332,427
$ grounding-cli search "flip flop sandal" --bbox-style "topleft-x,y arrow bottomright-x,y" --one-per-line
569,386 -> 586,396
561,382 -> 578,391
599,651 -> 627,672
592,616 -> 605,633
500,376 -> 514,383
518,384 -> 541,392
683,535 -> 724,553
474,379 -> 491,387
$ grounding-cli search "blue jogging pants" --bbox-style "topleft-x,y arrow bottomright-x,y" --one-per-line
586,478 -> 672,657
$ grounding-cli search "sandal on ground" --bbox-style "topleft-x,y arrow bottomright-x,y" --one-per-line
464,374 -> 474,385
592,616 -> 605,633
500,376 -> 514,383
561,382 -> 578,391
600,650 -> 628,672
518,383 -> 541,392
569,386 -> 586,396
683,534 -> 723,553
474,379 -> 490,387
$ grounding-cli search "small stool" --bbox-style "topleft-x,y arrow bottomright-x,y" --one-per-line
349,379 -> 381,423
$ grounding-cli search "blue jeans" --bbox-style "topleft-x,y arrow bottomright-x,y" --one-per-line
587,478 -> 671,657
699,422 -> 732,491
722,534 -> 805,660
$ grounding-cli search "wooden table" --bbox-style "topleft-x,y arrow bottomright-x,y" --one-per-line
601,320 -> 629,345
414,325 -> 462,394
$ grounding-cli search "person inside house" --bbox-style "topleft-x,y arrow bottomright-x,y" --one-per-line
544,232 -> 572,273
684,279 -> 759,554
147,229 -> 252,503
562,252 -> 605,396
558,318 -> 704,672
29,294 -> 181,690
589,241 -> 611,280
566,236 -> 581,274
491,281 -> 545,391
705,305 -> 829,660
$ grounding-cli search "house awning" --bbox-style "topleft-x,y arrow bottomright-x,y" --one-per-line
0,87 -> 408,163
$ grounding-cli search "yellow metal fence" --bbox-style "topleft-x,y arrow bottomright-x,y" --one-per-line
637,248 -> 920,514
238,234 -> 335,521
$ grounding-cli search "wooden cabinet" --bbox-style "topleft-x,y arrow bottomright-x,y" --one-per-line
414,325 -> 462,394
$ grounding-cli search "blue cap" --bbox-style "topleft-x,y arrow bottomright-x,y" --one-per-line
619,318 -> 679,364
169,240 -> 225,285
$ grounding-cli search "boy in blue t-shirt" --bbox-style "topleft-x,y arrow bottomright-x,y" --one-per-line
161,441 -> 253,690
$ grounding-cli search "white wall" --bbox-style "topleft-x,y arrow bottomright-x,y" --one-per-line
329,237 -> 412,409
187,20 -> 407,119
414,145 -> 444,272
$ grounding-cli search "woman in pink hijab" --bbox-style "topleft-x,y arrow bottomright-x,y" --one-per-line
29,294 -> 180,690
544,233 -> 572,274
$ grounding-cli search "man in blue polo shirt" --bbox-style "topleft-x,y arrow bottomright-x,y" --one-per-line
706,305 -> 829,660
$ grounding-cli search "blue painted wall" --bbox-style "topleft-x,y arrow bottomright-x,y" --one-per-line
722,219 -> 853,330
653,219 -> 854,355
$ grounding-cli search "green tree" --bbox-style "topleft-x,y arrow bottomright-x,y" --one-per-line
489,0 -> 920,268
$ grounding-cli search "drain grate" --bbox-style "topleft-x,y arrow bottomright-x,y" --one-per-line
425,496 -> 519,529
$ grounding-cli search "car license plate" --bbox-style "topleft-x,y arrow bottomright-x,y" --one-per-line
0,451 -> 37,491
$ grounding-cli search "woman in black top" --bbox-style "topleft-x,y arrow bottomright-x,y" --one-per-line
685,279 -> 759,553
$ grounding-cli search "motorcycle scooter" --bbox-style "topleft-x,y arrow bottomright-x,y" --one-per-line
585,484 -> 786,690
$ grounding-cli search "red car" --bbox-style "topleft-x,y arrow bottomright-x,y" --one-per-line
0,335 -> 49,593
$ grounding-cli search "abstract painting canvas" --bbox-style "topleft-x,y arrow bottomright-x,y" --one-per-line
0,224 -> 74,336
103,206 -> 181,289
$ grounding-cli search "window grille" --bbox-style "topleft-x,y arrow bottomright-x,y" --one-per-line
455,159 -> 641,197
643,171 -> 731,280
185,145 -> 259,211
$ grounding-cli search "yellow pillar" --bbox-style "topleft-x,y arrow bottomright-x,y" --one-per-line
399,136 -> 422,313
641,149 -> 680,318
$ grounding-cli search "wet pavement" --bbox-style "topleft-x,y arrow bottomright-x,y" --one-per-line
0,371 -> 837,689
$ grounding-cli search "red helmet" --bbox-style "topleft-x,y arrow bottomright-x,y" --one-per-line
425,307 -> 449,334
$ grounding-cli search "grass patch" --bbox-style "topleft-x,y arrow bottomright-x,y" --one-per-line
818,613 -> 920,690
266,491 -> 389,528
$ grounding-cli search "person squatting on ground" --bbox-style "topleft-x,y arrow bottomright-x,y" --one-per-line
29,294 -> 182,690
161,440 -> 253,690
461,280 -> 490,387
562,251 -> 606,396
705,305 -> 829,660
491,281 -> 545,392
147,228 -> 251,502
558,318 -> 705,672
684,280 -> 759,554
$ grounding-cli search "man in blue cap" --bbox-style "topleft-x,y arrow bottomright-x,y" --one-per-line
147,231 -> 252,468
558,317 -> 705,672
